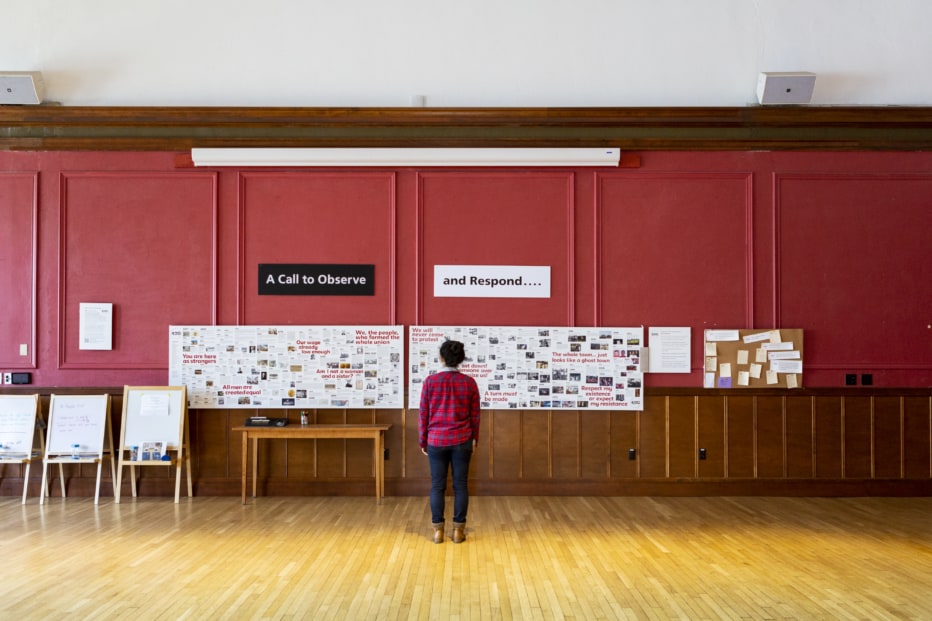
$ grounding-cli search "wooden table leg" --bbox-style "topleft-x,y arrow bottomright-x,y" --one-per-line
373,432 -> 380,504
379,431 -> 385,502
241,430 -> 248,504
252,437 -> 258,498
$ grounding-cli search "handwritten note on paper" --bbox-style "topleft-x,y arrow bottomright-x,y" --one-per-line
749,363 -> 762,379
706,330 -> 739,342
737,350 -> 749,365
738,371 -> 750,386
786,374 -> 799,389
0,396 -> 37,454
771,359 -> 803,374
743,331 -> 771,344
766,370 -> 779,385
756,348 -> 768,363
705,357 -> 717,372
705,342 -> 717,356
140,393 -> 170,417
720,363 -> 732,378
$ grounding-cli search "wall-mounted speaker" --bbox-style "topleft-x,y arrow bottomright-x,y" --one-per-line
0,72 -> 45,105
756,72 -> 816,105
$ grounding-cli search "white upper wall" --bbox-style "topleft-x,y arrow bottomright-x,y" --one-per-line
5,0 -> 931,107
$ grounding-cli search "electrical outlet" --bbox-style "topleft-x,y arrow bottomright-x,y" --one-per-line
845,374 -> 857,386
699,448 -> 707,460
2,373 -> 11,384
383,448 -> 389,460
627,448 -> 637,460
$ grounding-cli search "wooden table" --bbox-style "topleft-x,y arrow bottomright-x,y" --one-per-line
233,424 -> 391,504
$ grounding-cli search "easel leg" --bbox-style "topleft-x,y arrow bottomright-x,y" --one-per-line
58,464 -> 65,498
108,454 -> 117,500
21,462 -> 30,504
40,461 -> 49,505
94,461 -> 102,505
174,456 -> 182,503
115,458 -> 123,503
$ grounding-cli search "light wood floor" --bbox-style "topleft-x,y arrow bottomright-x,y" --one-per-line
1,495 -> 930,620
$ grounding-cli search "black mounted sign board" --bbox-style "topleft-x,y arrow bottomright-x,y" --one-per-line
259,264 -> 375,296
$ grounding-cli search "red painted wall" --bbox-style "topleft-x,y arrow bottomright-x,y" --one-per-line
1,151 -> 930,387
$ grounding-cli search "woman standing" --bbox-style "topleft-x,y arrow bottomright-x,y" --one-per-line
418,340 -> 481,543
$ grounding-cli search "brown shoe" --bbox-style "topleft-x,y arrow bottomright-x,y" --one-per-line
452,522 -> 466,543
432,522 -> 445,544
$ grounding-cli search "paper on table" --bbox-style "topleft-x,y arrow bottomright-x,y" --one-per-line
749,363 -> 762,379
720,362 -> 732,378
786,374 -> 799,388
766,370 -> 778,385
738,371 -> 750,386
737,350 -> 749,365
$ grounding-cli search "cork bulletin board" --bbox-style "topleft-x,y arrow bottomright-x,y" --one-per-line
704,329 -> 803,389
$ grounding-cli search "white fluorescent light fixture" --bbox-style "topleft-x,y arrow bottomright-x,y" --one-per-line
190,148 -> 620,167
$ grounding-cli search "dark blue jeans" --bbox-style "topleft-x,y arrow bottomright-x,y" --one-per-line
427,440 -> 473,524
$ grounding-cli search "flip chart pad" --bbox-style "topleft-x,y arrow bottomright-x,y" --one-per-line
120,387 -> 186,449
47,394 -> 109,454
0,395 -> 39,455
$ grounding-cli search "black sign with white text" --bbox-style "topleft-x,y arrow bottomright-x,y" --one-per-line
259,264 -> 375,296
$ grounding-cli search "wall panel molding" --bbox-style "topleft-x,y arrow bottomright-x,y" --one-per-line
2,106 -> 932,151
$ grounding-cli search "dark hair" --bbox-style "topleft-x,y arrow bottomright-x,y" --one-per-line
439,340 -> 466,368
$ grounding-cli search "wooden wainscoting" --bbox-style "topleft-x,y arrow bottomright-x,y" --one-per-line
1,387 -> 930,498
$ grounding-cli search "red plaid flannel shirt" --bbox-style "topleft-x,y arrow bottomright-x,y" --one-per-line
418,369 -> 480,449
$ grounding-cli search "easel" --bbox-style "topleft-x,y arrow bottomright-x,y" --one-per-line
0,394 -> 42,504
40,394 -> 116,504
115,386 -> 192,503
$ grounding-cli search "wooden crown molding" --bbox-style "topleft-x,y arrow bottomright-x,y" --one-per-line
2,106 -> 932,151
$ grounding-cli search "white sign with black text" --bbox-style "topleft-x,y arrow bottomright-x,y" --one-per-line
434,265 -> 550,298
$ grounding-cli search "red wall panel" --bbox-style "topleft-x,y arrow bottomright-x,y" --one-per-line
60,172 -> 217,372
597,173 -> 753,380
418,172 -> 574,326
240,172 -> 396,325
0,173 -> 36,369
776,174 -> 932,385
